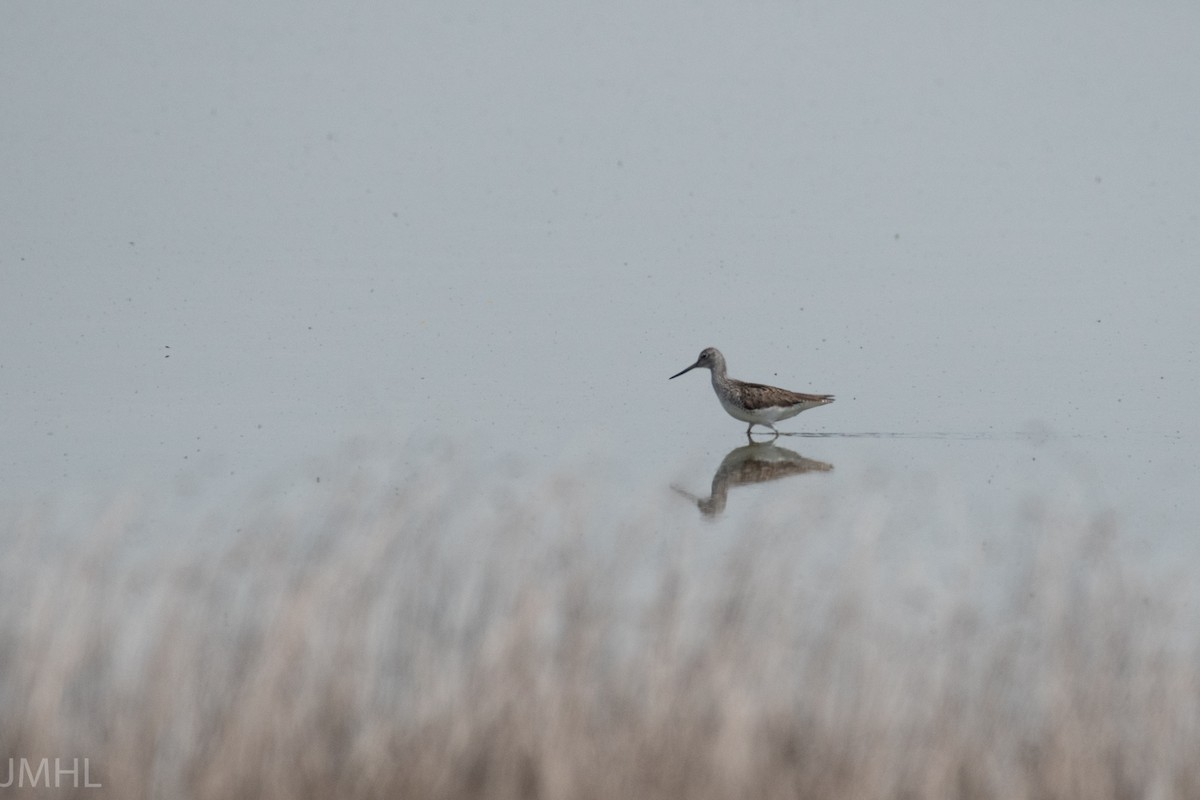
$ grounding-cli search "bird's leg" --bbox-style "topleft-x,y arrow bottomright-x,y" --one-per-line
746,422 -> 781,443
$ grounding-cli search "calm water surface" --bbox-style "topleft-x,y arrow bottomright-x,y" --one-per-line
3,1 -> 1198,572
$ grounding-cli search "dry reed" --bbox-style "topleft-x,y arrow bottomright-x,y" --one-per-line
1,461 -> 1197,800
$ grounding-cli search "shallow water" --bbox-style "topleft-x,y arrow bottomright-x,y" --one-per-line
3,0 -> 1198,569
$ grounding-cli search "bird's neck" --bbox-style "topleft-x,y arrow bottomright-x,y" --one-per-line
709,362 -> 729,387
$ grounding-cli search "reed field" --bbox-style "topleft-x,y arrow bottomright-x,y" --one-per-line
2,456 -> 1197,800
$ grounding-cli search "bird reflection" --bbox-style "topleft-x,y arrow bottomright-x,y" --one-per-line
672,442 -> 833,517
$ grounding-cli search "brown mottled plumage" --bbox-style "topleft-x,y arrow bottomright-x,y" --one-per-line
733,380 -> 833,411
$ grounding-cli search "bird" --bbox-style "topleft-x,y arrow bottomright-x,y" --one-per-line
669,347 -> 834,437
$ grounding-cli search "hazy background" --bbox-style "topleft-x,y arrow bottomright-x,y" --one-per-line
3,0 -> 1197,550
4,4 -> 1200,795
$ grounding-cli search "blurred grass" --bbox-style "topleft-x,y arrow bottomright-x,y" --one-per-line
1,461 -> 1198,800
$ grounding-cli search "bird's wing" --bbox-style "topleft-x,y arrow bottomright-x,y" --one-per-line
736,381 -> 835,410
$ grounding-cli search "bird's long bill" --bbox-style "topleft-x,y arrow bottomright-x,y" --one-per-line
669,361 -> 700,380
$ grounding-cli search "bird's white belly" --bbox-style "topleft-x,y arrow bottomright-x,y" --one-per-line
717,394 -> 800,424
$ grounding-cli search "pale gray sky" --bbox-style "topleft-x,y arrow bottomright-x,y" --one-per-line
3,1 -> 1197,527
